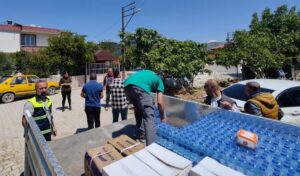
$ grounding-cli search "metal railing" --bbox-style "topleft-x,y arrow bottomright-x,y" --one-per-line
24,110 -> 64,176
88,63 -> 120,74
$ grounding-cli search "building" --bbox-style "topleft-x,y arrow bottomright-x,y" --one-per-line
94,50 -> 119,64
0,21 -> 61,53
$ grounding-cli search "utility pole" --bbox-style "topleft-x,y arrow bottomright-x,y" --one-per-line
121,2 -> 141,74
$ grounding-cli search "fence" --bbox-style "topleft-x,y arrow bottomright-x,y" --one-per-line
24,110 -> 64,176
87,63 -> 120,75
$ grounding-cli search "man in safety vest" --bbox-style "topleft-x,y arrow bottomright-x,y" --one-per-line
22,80 -> 57,141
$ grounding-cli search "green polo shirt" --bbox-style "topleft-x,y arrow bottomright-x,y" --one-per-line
124,70 -> 164,94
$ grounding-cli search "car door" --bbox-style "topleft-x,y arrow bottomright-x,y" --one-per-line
27,75 -> 39,95
10,76 -> 30,96
277,87 -> 300,126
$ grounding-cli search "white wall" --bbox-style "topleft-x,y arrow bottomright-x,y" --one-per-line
0,31 -> 20,52
36,33 -> 51,46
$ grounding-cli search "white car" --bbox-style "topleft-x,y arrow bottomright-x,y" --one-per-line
222,79 -> 300,126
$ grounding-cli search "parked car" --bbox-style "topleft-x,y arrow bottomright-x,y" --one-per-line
0,74 -> 59,103
222,79 -> 300,126
161,76 -> 191,92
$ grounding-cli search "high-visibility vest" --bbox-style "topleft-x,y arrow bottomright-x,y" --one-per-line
28,96 -> 53,136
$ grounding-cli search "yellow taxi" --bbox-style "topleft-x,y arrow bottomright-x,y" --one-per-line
0,74 -> 59,103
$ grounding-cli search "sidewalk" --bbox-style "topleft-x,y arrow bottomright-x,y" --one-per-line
0,88 -> 134,175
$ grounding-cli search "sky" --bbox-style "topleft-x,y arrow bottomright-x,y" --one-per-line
1,0 -> 299,43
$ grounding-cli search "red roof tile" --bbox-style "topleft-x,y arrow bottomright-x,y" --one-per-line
94,50 -> 117,62
0,24 -> 61,34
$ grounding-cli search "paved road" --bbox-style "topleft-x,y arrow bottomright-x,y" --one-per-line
0,88 -> 134,175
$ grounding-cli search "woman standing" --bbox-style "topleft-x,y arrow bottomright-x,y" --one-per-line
59,71 -> 72,111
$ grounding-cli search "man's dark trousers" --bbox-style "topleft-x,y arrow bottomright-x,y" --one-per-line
112,108 -> 128,123
85,106 -> 101,129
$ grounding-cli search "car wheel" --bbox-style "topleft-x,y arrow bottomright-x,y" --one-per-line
1,93 -> 15,103
48,87 -> 56,95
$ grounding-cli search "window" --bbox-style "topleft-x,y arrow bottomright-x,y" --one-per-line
11,77 -> 27,84
223,84 -> 274,101
277,87 -> 300,107
21,34 -> 36,46
27,76 -> 39,83
0,76 -> 11,84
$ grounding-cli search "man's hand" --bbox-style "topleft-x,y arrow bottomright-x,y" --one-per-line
52,128 -> 57,136
22,116 -> 28,128
220,101 -> 233,110
160,116 -> 167,123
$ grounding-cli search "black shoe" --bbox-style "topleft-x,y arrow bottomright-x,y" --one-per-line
62,107 -> 65,112
69,106 -> 72,110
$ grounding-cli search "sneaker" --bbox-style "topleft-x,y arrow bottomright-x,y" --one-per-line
139,132 -> 146,143
62,107 -> 65,112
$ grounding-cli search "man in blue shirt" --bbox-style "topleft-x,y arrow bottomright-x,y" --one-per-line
81,73 -> 103,129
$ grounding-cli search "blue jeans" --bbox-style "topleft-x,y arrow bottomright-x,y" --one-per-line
112,108 -> 128,123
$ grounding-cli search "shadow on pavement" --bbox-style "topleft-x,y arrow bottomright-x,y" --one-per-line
75,128 -> 89,134
112,124 -> 138,140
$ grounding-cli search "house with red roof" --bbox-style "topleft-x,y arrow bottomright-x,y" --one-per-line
94,50 -> 119,64
0,21 -> 61,53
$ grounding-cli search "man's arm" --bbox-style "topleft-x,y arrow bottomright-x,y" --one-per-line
81,91 -> 85,98
49,102 -> 57,136
278,107 -> 284,120
22,102 -> 34,127
51,121 -> 57,136
100,91 -> 104,99
157,92 -> 166,122
103,76 -> 107,89
244,102 -> 262,116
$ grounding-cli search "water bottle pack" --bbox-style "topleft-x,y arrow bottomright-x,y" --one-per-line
155,108 -> 300,176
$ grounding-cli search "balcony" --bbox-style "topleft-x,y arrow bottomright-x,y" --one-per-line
21,46 -> 47,52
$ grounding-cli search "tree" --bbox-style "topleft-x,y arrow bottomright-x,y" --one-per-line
121,28 -> 209,80
46,31 -> 96,75
98,41 -> 120,56
27,50 -> 53,77
0,52 -> 15,75
215,5 -> 300,78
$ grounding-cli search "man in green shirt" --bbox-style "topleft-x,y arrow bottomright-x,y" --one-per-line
125,70 -> 166,146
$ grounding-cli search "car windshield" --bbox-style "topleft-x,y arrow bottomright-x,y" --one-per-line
0,76 -> 11,84
223,84 -> 275,101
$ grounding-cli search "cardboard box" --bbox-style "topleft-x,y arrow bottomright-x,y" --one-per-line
103,143 -> 192,176
102,155 -> 160,176
107,135 -> 145,156
134,143 -> 193,176
189,164 -> 216,176
190,157 -> 244,176
84,144 -> 123,176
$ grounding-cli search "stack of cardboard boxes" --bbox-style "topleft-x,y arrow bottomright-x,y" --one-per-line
84,135 -> 145,176
85,135 -> 243,176
84,135 -> 193,176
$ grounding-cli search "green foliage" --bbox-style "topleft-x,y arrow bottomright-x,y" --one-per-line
0,52 -> 15,75
216,5 -> 300,78
26,50 -> 53,77
14,51 -> 31,74
46,31 -> 96,75
98,41 -> 119,56
121,28 -> 208,79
